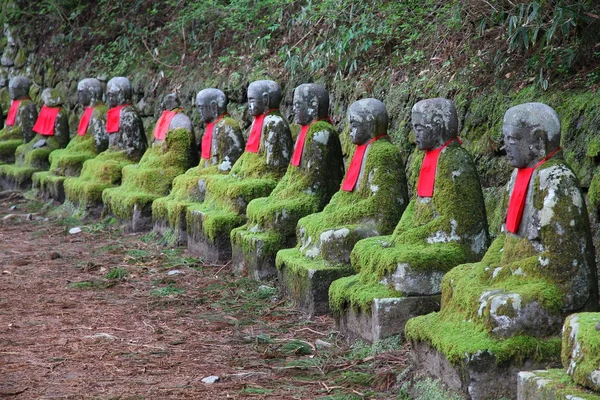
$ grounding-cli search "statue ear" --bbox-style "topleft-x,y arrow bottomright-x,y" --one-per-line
531,127 -> 548,155
262,92 -> 269,109
210,100 -> 218,115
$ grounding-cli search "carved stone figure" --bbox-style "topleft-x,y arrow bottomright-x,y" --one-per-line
328,98 -> 489,341
102,93 -> 197,232
32,78 -> 108,202
152,88 -> 244,244
231,83 -> 345,280
185,80 -> 293,262
0,87 -> 69,190
64,77 -> 147,217
0,76 -> 37,164
406,103 -> 599,399
276,98 -> 409,317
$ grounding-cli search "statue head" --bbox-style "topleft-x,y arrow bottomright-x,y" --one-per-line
77,78 -> 103,107
247,80 -> 282,117
41,88 -> 64,107
106,77 -> 132,108
8,75 -> 30,100
503,102 -> 561,169
411,98 -> 458,151
161,93 -> 180,112
196,88 -> 228,123
293,83 -> 329,125
347,98 -> 388,145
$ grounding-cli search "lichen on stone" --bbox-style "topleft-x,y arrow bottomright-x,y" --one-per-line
562,313 -> 600,392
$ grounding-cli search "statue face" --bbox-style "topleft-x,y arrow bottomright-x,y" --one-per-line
412,112 -> 442,151
77,87 -> 92,107
162,94 -> 179,111
197,99 -> 216,123
9,82 -> 28,100
247,88 -> 268,117
503,122 -> 541,168
293,92 -> 316,125
348,114 -> 373,145
106,86 -> 123,108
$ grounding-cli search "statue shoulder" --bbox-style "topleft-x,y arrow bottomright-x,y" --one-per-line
170,113 -> 192,131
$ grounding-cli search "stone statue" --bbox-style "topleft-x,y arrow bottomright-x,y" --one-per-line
64,76 -> 147,217
0,87 -> 69,190
152,88 -> 244,244
231,83 -> 345,280
276,98 -> 409,317
405,103 -> 599,399
102,92 -> 197,232
329,98 -> 490,341
32,78 -> 108,202
185,80 -> 293,262
0,76 -> 37,164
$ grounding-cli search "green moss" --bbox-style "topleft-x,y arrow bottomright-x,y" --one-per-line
562,313 -> 600,391
329,274 -> 403,315
519,369 -> 600,400
102,128 -> 196,220
405,311 -> 561,366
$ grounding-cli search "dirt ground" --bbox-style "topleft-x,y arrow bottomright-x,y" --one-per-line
0,195 -> 409,400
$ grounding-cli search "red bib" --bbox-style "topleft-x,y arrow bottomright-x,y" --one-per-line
77,107 -> 94,136
6,100 -> 20,126
341,134 -> 388,192
32,105 -> 61,136
417,137 -> 461,197
153,108 -> 181,141
106,105 -> 128,134
245,109 -> 277,153
291,117 -> 331,167
505,147 -> 561,234
201,113 -> 227,160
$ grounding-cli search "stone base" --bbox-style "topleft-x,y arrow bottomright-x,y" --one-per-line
153,217 -> 187,246
231,240 -> 277,281
186,211 -> 232,263
337,296 -> 441,342
0,174 -> 32,191
277,257 -> 352,318
518,369 -> 600,400
125,202 -> 153,233
35,175 -> 66,203
411,341 -> 560,400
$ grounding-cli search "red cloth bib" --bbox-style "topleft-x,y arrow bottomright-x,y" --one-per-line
245,109 -> 277,153
291,117 -> 331,167
201,113 -> 227,160
77,107 -> 94,136
417,137 -> 462,197
153,108 -> 181,141
106,105 -> 129,134
505,147 -> 562,234
6,100 -> 20,126
32,105 -> 61,136
341,134 -> 388,192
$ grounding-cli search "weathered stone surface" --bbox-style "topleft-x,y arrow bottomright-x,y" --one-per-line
151,88 -> 244,244
186,80 -> 293,262
562,313 -> 600,392
102,93 -> 196,232
276,98 -> 409,316
32,78 -> 107,202
231,84 -> 344,280
518,369 -> 600,400
0,87 -> 69,190
0,76 -> 37,165
411,340 -> 559,400
337,295 -> 441,342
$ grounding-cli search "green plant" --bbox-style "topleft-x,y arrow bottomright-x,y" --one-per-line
149,284 -> 185,297
105,267 -> 128,280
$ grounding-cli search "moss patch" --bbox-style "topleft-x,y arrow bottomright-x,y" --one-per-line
562,313 -> 600,391
329,274 -> 403,315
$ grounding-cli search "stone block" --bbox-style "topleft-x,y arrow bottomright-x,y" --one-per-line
518,369 -> 600,400
411,340 -> 559,400
231,238 -> 278,281
337,295 -> 440,342
153,216 -> 187,246
186,209 -> 234,263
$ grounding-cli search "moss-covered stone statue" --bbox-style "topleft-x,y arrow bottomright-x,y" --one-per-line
231,83 -> 345,280
152,88 -> 244,244
405,103 -> 599,399
329,98 -> 490,341
0,87 -> 69,190
518,313 -> 600,399
102,93 -> 197,232
186,80 -> 293,262
32,78 -> 108,202
64,77 -> 147,217
276,98 -> 409,317
0,76 -> 37,165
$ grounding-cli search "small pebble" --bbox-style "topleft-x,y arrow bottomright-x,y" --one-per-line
167,270 -> 184,276
69,227 -> 82,234
201,376 -> 220,384
9,205 -> 17,210
315,339 -> 332,349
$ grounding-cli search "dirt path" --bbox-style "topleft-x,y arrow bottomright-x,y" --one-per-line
0,197 -> 408,399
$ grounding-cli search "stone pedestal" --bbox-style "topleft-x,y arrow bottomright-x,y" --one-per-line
518,370 -> 600,400
337,296 -> 441,342
35,174 -> 66,202
231,238 -> 280,281
186,209 -> 236,263
153,216 -> 187,245
411,340 -> 559,400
